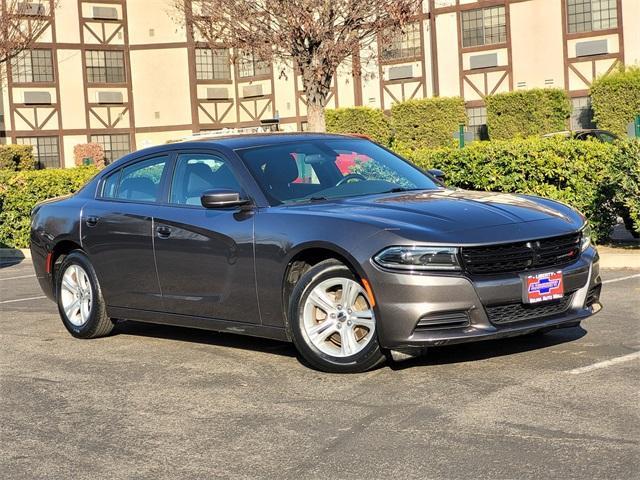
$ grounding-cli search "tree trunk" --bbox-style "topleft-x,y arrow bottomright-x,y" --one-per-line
306,101 -> 326,132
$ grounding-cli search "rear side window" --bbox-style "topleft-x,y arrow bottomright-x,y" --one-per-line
100,156 -> 168,202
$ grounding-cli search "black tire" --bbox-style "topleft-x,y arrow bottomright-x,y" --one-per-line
287,259 -> 386,373
56,250 -> 114,339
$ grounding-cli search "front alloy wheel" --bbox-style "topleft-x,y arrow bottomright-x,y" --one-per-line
288,259 -> 385,373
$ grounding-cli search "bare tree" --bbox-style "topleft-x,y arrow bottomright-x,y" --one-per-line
0,0 -> 53,84
176,0 -> 419,132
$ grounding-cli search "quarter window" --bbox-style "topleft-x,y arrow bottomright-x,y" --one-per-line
16,136 -> 60,168
567,0 -> 617,33
116,156 -> 168,202
170,154 -> 242,205
381,23 -> 421,62
461,6 -> 506,48
195,48 -> 231,80
11,49 -> 54,83
86,50 -> 126,83
90,134 -> 131,164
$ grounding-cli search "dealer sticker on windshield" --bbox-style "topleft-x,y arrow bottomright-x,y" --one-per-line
524,271 -> 564,304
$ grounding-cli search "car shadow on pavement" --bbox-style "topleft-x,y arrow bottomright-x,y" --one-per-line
114,320 -> 298,358
115,320 -> 586,370
388,326 -> 587,371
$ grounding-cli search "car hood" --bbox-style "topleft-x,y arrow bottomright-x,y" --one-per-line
282,189 -> 584,244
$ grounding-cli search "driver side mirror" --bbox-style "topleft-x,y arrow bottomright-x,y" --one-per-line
428,169 -> 446,184
201,189 -> 251,209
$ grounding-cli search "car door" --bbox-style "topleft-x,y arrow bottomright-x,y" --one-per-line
81,154 -> 169,311
152,150 -> 259,324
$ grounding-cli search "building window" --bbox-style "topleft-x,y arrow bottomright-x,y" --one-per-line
238,51 -> 271,78
467,107 -> 488,140
567,0 -> 617,33
16,136 -> 60,168
90,134 -> 131,163
11,49 -> 54,83
381,23 -> 421,62
570,97 -> 596,129
195,48 -> 231,81
86,50 -> 126,83
461,6 -> 506,48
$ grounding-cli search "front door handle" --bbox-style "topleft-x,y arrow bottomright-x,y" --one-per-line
85,216 -> 99,227
156,225 -> 172,238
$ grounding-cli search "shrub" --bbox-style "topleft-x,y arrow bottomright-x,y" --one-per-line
0,167 -> 99,248
609,139 -> 640,236
485,88 -> 572,140
402,137 -> 635,242
0,144 -> 37,171
590,66 -> 640,137
390,97 -> 466,150
73,142 -> 106,168
326,107 -> 392,145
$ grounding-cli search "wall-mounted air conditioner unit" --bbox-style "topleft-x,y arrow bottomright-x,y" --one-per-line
242,84 -> 263,98
24,91 -> 51,105
92,7 -> 118,20
97,91 -> 124,104
388,65 -> 413,80
207,88 -> 229,100
469,53 -> 498,69
18,2 -> 45,15
576,39 -> 608,57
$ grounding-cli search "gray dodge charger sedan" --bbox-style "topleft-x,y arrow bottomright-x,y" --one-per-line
30,133 -> 602,372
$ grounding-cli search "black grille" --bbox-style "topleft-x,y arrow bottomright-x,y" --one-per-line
586,284 -> 601,306
461,232 -> 581,275
416,311 -> 470,331
486,295 -> 573,325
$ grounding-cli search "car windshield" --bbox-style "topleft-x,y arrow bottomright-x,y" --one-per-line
236,138 -> 440,205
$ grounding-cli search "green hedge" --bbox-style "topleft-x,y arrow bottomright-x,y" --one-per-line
402,137 -> 640,242
0,145 -> 37,171
485,88 -> 572,140
391,97 -> 466,150
326,107 -> 392,145
0,167 -> 99,248
591,66 -> 640,137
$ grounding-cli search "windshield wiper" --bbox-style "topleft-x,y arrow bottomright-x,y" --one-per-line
380,187 -> 425,194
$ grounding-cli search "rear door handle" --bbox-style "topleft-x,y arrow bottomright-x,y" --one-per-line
156,225 -> 172,238
85,216 -> 99,227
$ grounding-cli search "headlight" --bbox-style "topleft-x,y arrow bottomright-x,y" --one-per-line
374,246 -> 461,271
580,224 -> 593,252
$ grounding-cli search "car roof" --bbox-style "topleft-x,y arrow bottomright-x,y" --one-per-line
176,132 -> 359,150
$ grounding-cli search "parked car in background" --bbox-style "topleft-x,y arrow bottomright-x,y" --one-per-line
30,133 -> 602,373
543,129 -> 618,142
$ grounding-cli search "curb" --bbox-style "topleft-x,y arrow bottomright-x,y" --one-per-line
0,248 -> 31,260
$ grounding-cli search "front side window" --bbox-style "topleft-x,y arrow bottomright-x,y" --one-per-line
380,23 -> 421,62
238,139 -> 439,205
461,6 -> 506,48
238,51 -> 271,78
567,0 -> 617,33
115,156 -> 168,202
90,134 -> 131,164
86,50 -> 126,83
11,49 -> 54,83
16,136 -> 60,168
195,48 -> 231,80
170,153 -> 242,205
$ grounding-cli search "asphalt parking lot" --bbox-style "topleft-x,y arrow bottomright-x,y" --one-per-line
1,259 -> 638,480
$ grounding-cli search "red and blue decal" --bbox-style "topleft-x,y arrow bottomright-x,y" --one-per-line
525,271 -> 564,303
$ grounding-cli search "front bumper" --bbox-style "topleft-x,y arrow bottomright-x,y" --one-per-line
364,246 -> 601,350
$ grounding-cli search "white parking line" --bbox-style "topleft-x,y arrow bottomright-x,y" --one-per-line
0,295 -> 47,304
602,273 -> 640,284
0,274 -> 36,281
567,351 -> 640,374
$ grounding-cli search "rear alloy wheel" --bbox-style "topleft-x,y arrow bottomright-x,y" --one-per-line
56,250 -> 114,339
288,259 -> 385,373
